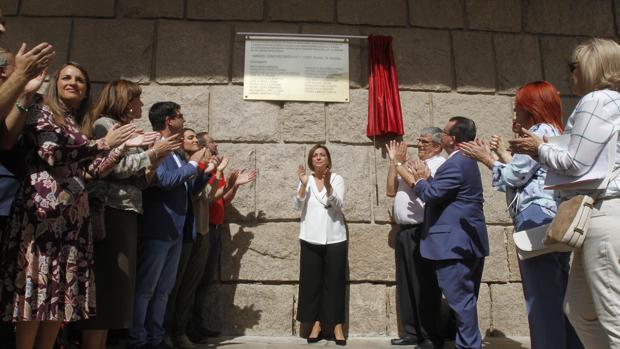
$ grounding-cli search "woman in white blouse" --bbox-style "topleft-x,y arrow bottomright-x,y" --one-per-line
294,144 -> 347,346
510,38 -> 620,348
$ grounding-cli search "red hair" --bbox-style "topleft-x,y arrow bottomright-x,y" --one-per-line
515,81 -> 564,133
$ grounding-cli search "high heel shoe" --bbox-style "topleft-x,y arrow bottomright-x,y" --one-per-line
335,338 -> 347,346
307,331 -> 322,344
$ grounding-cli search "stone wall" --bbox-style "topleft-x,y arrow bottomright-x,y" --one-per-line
1,0 -> 617,338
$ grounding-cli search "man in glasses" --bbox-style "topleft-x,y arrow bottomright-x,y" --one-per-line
411,116 -> 489,349
386,127 -> 445,348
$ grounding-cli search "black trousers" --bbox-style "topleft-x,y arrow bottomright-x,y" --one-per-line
395,225 -> 442,341
296,239 -> 347,325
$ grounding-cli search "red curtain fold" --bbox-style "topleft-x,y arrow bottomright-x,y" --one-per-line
367,35 -> 404,138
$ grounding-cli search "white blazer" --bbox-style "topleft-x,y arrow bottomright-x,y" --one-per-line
294,173 -> 346,244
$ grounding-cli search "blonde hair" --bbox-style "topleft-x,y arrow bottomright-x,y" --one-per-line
572,38 -> 620,93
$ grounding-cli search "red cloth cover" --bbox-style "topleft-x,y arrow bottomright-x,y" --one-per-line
367,35 -> 404,137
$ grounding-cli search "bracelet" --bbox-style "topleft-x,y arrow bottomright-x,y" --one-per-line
198,161 -> 207,171
15,102 -> 29,113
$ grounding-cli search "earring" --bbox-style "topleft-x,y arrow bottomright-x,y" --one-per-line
128,108 -> 133,113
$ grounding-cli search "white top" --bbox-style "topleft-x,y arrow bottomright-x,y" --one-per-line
393,155 -> 445,225
294,173 -> 346,245
538,89 -> 620,199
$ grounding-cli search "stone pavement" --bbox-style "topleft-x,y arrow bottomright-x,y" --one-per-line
150,336 -> 532,349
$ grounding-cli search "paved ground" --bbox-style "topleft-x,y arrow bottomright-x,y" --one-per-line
148,336 -> 532,349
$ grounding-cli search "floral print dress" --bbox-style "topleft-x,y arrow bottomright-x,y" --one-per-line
0,99 -> 122,322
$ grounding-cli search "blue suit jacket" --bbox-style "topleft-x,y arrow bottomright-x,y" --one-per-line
414,151 -> 489,260
140,153 -> 210,241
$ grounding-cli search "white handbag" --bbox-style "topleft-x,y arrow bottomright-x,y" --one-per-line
513,223 -> 573,260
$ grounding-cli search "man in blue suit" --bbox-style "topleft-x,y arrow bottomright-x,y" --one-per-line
128,102 -> 214,349
411,116 -> 489,349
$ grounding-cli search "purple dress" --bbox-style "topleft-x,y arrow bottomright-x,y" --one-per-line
0,99 -> 121,322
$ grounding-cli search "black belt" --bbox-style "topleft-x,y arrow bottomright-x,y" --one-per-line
400,223 -> 421,230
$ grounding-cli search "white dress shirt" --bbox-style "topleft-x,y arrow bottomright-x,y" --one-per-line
393,155 -> 445,225
294,173 -> 346,245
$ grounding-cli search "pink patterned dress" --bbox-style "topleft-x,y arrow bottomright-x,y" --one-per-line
0,99 -> 122,322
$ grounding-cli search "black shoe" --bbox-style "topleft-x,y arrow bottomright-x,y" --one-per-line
391,336 -> 418,345
335,338 -> 347,346
307,331 -> 322,344
414,339 -> 444,349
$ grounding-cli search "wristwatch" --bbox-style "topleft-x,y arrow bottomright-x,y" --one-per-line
395,162 -> 403,167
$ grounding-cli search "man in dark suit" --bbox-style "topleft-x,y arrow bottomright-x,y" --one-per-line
128,102 -> 213,349
412,116 -> 489,349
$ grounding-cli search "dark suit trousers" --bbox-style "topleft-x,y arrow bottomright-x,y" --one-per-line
395,225 -> 442,341
434,258 -> 484,349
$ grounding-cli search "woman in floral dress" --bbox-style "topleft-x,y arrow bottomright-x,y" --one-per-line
0,62 -> 140,349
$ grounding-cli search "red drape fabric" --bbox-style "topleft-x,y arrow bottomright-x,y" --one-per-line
367,35 -> 404,137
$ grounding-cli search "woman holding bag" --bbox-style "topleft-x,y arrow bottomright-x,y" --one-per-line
460,81 -> 583,349
510,38 -> 620,348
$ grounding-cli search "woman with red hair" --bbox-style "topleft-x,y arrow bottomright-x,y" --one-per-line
460,81 -> 583,349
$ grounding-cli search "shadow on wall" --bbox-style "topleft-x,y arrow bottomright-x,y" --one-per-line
202,206 -> 265,339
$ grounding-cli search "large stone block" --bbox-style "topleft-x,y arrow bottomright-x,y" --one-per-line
281,102 -> 326,143
187,0 -> 263,20
138,84 -> 210,131
0,0 -> 19,15
525,0 -> 615,37
466,0 -> 521,32
540,36 -> 581,96
0,17 -> 70,74
452,31 -> 496,93
218,143 -> 257,222
209,86 -> 280,142
232,23 -> 300,84
429,92 -> 514,142
562,96 -> 580,123
478,283 -> 491,335
337,0 -> 407,26
348,223 -> 395,281
267,0 -> 335,22
505,227 -> 521,282
301,24 -> 366,88
409,0 -> 464,29
329,144 -> 372,222
490,283 -> 528,336
255,144 -> 307,220
117,0 -> 183,18
20,0 -> 115,16
156,21 -> 230,84
71,19 -> 153,82
221,223 -> 299,281
362,28 -> 452,91
326,89 -> 369,144
387,285 -> 399,336
482,225 -> 510,283
203,284 -> 296,335
347,284 -> 388,335
401,91 -> 433,143
494,34 -> 542,94
480,166 -> 512,225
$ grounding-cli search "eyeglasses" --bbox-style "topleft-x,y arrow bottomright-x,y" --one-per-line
568,61 -> 578,73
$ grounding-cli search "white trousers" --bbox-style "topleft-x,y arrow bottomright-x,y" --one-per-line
565,198 -> 620,349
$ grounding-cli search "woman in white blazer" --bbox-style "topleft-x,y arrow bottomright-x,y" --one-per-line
294,144 -> 347,346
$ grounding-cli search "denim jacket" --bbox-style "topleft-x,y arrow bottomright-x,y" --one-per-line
492,123 -> 560,219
